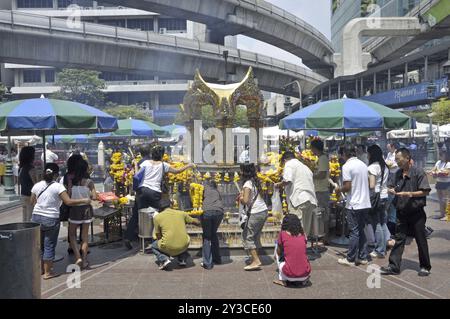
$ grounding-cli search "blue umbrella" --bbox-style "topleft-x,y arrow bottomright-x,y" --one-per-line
0,98 -> 118,135
0,98 -> 118,166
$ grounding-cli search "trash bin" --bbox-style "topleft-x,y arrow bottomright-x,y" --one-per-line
312,208 -> 325,239
0,222 -> 41,299
138,207 -> 156,253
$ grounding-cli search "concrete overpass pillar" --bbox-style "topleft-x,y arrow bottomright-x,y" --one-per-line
360,77 -> 364,96
424,56 -> 429,81
338,81 -> 341,98
53,0 -> 57,9
373,73 -> 377,94
404,63 -> 408,86
388,69 -> 391,90
334,17 -> 424,77
153,17 -> 158,32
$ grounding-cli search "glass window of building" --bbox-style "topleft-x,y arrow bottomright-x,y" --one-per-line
127,19 -> 154,31
23,70 -> 41,83
159,92 -> 185,105
127,73 -> 155,81
17,0 -> 53,8
45,70 -> 55,83
158,18 -> 187,31
98,19 -> 126,28
57,0 -> 93,8
100,71 -> 126,82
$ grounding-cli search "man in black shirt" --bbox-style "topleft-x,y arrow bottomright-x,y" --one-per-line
380,148 -> 432,276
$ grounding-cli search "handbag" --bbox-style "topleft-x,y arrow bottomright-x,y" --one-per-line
59,175 -> 71,222
370,165 -> 385,213
240,181 -> 259,230
132,165 -> 146,191
160,163 -> 169,194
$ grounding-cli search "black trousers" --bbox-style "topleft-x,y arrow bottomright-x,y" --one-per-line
124,188 -> 161,241
388,208 -> 431,272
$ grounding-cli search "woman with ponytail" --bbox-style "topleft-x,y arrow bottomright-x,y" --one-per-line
238,163 -> 268,271
30,163 -> 91,280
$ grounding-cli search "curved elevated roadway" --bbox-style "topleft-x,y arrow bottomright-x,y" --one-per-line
100,0 -> 334,73
0,10 -> 327,95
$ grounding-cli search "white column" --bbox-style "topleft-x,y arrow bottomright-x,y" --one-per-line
98,141 -> 105,167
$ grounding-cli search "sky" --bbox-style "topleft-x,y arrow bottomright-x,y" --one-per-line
237,0 -> 331,66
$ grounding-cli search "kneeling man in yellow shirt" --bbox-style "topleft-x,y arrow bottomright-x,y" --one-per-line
152,200 -> 201,270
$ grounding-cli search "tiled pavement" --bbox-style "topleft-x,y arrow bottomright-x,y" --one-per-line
1,201 -> 449,299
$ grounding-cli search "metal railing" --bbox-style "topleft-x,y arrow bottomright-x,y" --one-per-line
0,10 -> 327,85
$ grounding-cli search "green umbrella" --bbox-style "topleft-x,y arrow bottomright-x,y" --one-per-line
280,98 -> 411,131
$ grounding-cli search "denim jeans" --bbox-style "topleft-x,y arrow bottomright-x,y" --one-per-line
151,240 -> 190,264
369,199 -> 389,256
201,210 -> 223,269
151,240 -> 169,263
31,214 -> 60,261
137,187 -> 161,210
346,208 -> 369,262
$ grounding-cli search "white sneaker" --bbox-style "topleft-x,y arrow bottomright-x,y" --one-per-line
370,252 -> 385,259
369,251 -> 378,259
158,259 -> 171,270
338,258 -> 355,266
358,259 -> 370,265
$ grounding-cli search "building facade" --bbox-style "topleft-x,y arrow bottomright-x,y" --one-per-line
331,0 -> 421,53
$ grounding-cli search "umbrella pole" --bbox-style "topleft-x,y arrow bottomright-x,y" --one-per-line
42,133 -> 46,168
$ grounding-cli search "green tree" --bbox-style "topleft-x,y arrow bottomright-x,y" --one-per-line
235,105 -> 249,127
0,83 -> 6,98
52,69 -> 106,107
432,98 -> 450,124
103,104 -> 153,121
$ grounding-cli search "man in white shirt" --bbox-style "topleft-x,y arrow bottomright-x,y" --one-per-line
238,146 -> 250,163
41,143 -> 58,163
275,151 -> 317,238
335,145 -> 371,266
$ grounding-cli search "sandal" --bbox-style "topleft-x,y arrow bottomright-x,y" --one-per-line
244,265 -> 261,271
273,280 -> 287,287
440,216 -> 448,221
82,260 -> 90,269
43,272 -> 61,280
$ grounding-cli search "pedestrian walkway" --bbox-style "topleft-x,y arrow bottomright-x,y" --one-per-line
1,200 -> 449,299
